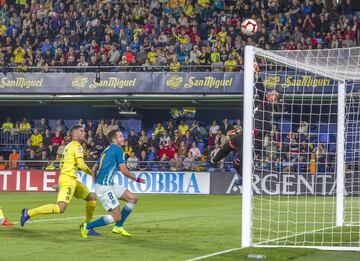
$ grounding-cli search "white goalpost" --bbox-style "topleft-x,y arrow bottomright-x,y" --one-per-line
242,46 -> 360,251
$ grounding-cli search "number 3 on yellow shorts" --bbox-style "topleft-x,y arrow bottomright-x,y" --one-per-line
57,175 -> 89,204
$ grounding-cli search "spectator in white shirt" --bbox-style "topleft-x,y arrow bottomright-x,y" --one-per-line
126,151 -> 139,170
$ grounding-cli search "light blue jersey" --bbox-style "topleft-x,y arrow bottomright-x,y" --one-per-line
96,144 -> 125,185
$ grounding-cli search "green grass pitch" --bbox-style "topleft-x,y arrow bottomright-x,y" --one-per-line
0,192 -> 359,261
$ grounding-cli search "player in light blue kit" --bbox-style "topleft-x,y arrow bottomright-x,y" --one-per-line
80,129 -> 146,238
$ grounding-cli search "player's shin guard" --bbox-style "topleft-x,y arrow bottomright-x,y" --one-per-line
85,200 -> 96,223
28,204 -> 61,217
115,203 -> 135,227
212,143 -> 233,163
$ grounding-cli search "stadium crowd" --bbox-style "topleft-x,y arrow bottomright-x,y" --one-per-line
0,0 -> 357,72
0,115 -> 337,175
0,116 -> 242,171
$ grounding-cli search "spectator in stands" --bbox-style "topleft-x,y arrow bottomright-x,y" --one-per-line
309,153 -> 317,174
2,116 -> 14,143
166,120 -> 176,137
170,152 -> 183,171
134,139 -> 147,158
139,130 -> 149,145
173,129 -> 182,147
215,129 -> 227,147
94,130 -> 108,151
85,130 -> 94,146
177,141 -> 188,159
56,140 -> 66,160
51,131 -> 63,146
182,130 -> 194,149
19,117 -> 31,134
138,150 -> 148,171
149,133 -> 159,148
47,144 -> 56,160
87,140 -> 99,161
178,119 -> 189,136
26,149 -> 39,169
127,129 -> 139,149
211,56 -> 224,72
189,120 -> 202,142
127,151 -> 139,170
154,122 -> 165,136
160,130 -> 171,146
164,139 -> 177,159
86,120 -> 97,134
39,150 -> 49,170
53,119 -> 66,136
0,155 -> 8,170
9,149 -> 19,169
209,120 -> 220,137
96,119 -> 109,135
221,118 -> 233,134
157,143 -> 167,161
78,119 -> 87,130
107,119 -> 119,133
42,129 -> 52,146
30,128 -> 43,147
183,151 -> 196,171
123,140 -> 133,159
189,141 -> 201,160
35,141 -> 47,156
36,118 -> 49,134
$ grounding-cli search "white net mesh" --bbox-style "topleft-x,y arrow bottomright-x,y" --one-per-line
249,47 -> 360,249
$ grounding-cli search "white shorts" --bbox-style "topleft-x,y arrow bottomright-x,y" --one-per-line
95,184 -> 127,211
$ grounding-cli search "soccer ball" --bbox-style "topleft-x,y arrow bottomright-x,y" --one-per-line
241,19 -> 258,36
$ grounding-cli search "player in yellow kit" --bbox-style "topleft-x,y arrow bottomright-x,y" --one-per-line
0,206 -> 14,226
20,125 -> 98,234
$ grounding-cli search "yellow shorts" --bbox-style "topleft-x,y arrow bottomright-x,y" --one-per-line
57,174 -> 90,204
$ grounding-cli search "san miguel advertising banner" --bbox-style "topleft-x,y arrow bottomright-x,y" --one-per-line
0,170 -> 210,194
0,71 -> 343,94
210,172 -> 360,196
0,72 -> 242,94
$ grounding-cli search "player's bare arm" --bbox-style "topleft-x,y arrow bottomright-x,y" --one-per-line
118,163 -> 146,184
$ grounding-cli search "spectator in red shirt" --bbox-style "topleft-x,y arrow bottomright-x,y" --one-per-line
164,140 -> 177,159
51,131 -> 63,146
157,144 -> 166,160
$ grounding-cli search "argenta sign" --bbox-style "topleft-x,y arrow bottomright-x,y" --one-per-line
210,172 -> 360,196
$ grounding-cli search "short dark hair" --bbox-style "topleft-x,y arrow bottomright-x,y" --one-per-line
107,129 -> 120,143
71,124 -> 83,133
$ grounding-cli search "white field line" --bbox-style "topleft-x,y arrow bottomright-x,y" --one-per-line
184,247 -> 243,261
11,215 -> 102,225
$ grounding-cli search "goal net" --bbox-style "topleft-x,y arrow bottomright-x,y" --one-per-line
242,46 -> 360,250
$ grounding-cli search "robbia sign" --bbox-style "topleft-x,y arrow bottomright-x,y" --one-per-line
211,172 -> 360,196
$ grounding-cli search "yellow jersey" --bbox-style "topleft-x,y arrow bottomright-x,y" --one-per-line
30,133 -> 43,146
60,141 -> 87,178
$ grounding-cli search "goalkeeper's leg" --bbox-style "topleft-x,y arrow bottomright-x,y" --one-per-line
211,142 -> 233,165
233,152 -> 242,186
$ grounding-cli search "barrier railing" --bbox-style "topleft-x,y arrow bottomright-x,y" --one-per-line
0,160 -> 234,171
0,128 -> 32,146
3,64 -> 244,73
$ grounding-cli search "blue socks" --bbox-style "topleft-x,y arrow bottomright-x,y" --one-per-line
87,215 -> 114,229
115,203 -> 135,227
